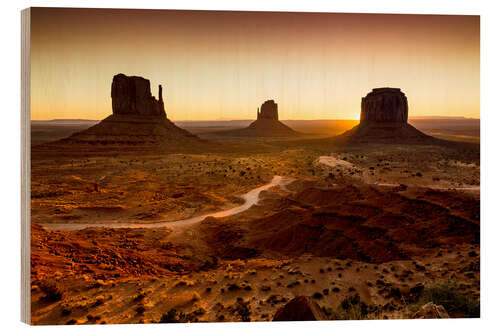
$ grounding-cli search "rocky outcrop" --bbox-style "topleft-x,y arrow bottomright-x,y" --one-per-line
257,100 -> 279,120
216,100 -> 299,137
412,302 -> 450,319
56,74 -> 201,147
111,73 -> 166,117
273,296 -> 327,321
361,88 -> 408,124
339,87 -> 432,143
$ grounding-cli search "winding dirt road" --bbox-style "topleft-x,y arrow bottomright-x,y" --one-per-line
41,175 -> 294,231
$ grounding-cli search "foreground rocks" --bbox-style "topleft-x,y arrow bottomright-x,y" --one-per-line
412,302 -> 450,319
273,296 -> 327,321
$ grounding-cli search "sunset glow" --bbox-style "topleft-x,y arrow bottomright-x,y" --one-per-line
30,8 -> 480,121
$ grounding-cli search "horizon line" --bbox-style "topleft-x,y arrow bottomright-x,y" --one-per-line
31,116 -> 481,122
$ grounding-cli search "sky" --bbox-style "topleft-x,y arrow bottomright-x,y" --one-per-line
30,8 -> 480,121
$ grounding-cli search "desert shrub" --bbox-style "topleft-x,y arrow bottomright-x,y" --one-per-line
411,280 -> 479,318
87,314 -> 101,322
160,309 -> 182,323
61,308 -> 71,316
192,306 -> 206,316
133,293 -> 146,302
266,294 -> 287,305
468,251 -> 478,258
159,308 -> 200,323
414,263 -> 426,271
330,294 -> 380,320
228,283 -> 241,291
232,299 -> 251,321
261,285 -> 271,292
312,292 -> 323,299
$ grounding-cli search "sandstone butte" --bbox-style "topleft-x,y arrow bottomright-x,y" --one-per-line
58,73 -> 200,146
340,87 -> 432,143
218,99 -> 300,137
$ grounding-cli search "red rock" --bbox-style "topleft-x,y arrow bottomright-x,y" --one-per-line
49,74 -> 202,147
257,100 -> 279,120
361,88 -> 408,124
273,296 -> 327,321
218,100 -> 299,137
340,87 -> 432,143
413,302 -> 450,319
111,73 -> 166,117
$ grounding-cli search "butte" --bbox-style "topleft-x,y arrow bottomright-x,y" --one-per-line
216,100 -> 300,137
57,73 -> 200,146
340,88 -> 432,143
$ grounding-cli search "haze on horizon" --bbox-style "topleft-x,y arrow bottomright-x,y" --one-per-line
30,8 -> 480,121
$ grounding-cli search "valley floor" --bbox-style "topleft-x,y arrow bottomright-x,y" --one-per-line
30,136 -> 480,324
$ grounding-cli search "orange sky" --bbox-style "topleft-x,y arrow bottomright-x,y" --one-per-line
30,8 -> 480,121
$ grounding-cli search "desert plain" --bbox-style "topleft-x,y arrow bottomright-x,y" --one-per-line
29,116 -> 480,324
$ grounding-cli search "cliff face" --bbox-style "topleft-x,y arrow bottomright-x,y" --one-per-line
111,74 -> 166,117
257,100 -> 279,121
360,88 -> 408,125
340,87 -> 431,143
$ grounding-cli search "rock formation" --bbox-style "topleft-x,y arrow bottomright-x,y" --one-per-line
273,296 -> 327,321
59,74 -> 200,146
111,74 -> 166,117
216,100 -> 300,137
340,87 -> 431,143
257,100 -> 279,120
360,88 -> 408,124
412,302 -> 450,319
